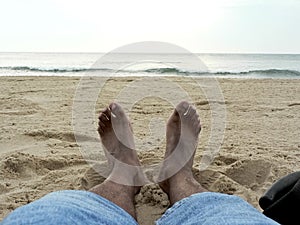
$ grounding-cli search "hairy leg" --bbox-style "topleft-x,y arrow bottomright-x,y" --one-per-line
158,101 -> 207,205
90,103 -> 145,219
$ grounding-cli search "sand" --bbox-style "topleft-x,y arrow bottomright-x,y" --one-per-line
0,76 -> 299,224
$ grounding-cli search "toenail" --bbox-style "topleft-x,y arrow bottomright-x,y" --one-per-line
182,101 -> 189,108
108,105 -> 117,118
104,114 -> 110,120
110,103 -> 116,110
183,105 -> 191,116
111,112 -> 116,118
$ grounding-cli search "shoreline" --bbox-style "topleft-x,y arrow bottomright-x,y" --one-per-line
1,75 -> 300,80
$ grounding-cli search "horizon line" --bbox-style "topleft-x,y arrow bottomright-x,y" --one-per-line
1,51 -> 300,55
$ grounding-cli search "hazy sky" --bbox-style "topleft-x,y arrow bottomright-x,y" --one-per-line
1,0 -> 299,53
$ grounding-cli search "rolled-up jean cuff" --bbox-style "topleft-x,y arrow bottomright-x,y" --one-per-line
1,190 -> 138,225
156,192 -> 279,225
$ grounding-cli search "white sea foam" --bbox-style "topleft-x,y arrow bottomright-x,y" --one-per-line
1,53 -> 300,78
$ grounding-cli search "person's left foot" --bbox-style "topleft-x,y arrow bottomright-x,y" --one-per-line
89,103 -> 145,219
98,103 -> 146,188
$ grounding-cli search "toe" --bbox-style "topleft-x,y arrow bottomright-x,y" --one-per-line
109,102 -> 126,118
99,114 -> 109,126
98,126 -> 104,134
169,108 -> 180,122
196,127 -> 201,134
98,107 -> 112,133
191,111 -> 199,123
188,105 -> 197,117
100,107 -> 111,120
175,101 -> 190,116
196,122 -> 201,134
98,119 -> 106,128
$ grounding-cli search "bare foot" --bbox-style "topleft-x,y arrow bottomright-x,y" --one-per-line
98,103 -> 137,165
97,102 -> 145,187
90,103 -> 145,219
158,101 -> 207,205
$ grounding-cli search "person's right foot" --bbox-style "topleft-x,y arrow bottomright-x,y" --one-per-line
158,101 -> 206,205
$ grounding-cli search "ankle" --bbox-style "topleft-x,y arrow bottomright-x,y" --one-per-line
159,170 -> 193,196
168,169 -> 194,185
161,172 -> 207,205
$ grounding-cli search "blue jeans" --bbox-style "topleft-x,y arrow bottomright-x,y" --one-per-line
1,190 -> 279,225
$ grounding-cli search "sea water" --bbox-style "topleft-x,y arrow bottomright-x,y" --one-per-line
0,52 -> 300,78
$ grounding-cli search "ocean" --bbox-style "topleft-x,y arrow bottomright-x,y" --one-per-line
0,52 -> 300,78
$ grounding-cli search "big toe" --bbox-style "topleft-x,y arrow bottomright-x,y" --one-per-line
175,101 -> 190,116
175,101 -> 201,133
109,102 -> 126,118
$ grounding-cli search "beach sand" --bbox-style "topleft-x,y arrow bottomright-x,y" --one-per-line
0,76 -> 299,224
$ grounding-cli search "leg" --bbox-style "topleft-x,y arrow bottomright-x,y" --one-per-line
156,101 -> 279,225
158,101 -> 207,205
156,192 -> 280,225
2,190 -> 139,225
90,102 -> 146,219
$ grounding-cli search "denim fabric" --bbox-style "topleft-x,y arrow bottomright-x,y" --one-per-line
1,190 -> 137,225
1,191 -> 279,225
156,192 -> 280,225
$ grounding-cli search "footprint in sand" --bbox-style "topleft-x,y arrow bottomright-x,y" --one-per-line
0,153 -> 42,177
214,155 -> 238,166
24,130 -> 98,143
0,152 -> 85,178
225,159 -> 271,187
0,98 -> 41,116
24,130 -> 77,142
193,168 -> 240,194
79,165 -> 107,190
